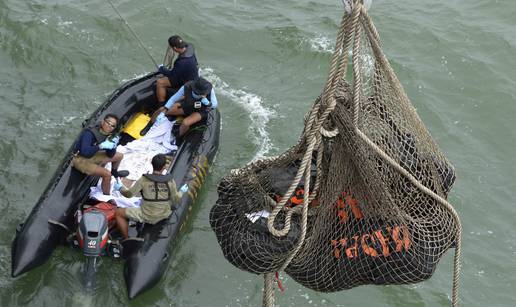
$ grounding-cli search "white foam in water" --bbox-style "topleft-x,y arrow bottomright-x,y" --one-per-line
200,67 -> 275,159
34,116 -> 78,129
120,72 -> 151,84
308,37 -> 375,79
359,53 -> 375,78
309,35 -> 334,53
56,16 -> 75,37
57,20 -> 73,27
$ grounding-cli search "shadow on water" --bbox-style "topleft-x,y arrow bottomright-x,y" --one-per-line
71,256 -> 100,307
71,292 -> 95,307
83,257 -> 98,292
379,284 -> 426,307
64,251 -> 128,306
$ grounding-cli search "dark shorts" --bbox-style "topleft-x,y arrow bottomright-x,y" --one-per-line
180,101 -> 210,121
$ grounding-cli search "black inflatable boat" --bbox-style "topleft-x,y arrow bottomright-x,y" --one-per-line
11,72 -> 220,298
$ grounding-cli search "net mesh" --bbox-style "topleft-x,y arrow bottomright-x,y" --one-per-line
210,1 -> 460,302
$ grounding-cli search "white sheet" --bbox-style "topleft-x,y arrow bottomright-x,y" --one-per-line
117,119 -> 177,181
89,178 -> 142,208
88,119 -> 177,207
245,210 -> 270,223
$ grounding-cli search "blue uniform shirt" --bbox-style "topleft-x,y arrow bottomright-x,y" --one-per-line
75,130 -> 116,158
164,85 -> 218,110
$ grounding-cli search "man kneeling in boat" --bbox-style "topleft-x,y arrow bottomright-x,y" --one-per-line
72,114 -> 128,195
114,154 -> 188,238
155,77 -> 218,137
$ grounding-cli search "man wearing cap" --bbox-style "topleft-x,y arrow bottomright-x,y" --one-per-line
156,35 -> 199,106
154,77 -> 218,137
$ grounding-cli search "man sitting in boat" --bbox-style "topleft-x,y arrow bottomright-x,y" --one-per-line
155,77 -> 218,137
155,35 -> 199,106
72,114 -> 128,195
113,154 -> 188,238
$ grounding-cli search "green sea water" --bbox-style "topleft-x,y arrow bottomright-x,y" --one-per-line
1,0 -> 515,306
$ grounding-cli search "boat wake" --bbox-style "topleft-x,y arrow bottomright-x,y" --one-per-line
201,67 -> 275,159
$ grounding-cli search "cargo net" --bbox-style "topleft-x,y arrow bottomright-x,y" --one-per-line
210,1 -> 461,306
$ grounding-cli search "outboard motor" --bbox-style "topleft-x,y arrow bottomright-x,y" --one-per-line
77,209 -> 109,256
76,209 -> 110,292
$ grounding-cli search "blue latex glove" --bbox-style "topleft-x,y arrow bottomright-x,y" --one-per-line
200,97 -> 211,106
99,139 -> 117,150
155,112 -> 166,125
113,181 -> 123,191
179,184 -> 189,193
158,64 -> 167,74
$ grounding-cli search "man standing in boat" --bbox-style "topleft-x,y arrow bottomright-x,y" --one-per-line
155,35 -> 199,106
114,154 -> 188,238
72,114 -> 128,195
156,77 -> 218,137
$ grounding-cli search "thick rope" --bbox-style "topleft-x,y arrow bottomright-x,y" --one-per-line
351,1 -> 363,128
266,7 -> 347,238
320,126 -> 339,138
351,2 -> 461,306
263,273 -> 275,307
262,2 -> 358,305
266,114 -> 317,237
262,92 -> 331,307
262,1 -> 460,306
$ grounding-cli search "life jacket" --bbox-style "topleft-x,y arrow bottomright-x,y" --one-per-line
87,125 -> 110,145
289,188 -> 305,206
181,80 -> 213,112
140,173 -> 172,202
73,124 -> 110,154
274,187 -> 310,207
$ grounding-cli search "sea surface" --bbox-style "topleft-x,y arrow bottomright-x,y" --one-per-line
1,0 -> 515,306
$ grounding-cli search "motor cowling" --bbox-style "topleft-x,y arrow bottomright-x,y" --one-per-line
77,209 -> 109,256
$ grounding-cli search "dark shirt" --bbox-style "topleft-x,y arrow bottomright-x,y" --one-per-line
165,43 -> 199,88
75,130 -> 116,158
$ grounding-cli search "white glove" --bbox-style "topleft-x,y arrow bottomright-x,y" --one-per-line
179,184 -> 189,193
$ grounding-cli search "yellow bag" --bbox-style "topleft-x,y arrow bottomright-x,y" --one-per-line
123,112 -> 151,140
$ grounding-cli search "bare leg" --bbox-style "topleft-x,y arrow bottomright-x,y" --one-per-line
167,102 -> 185,116
92,166 -> 113,195
156,77 -> 172,104
115,208 -> 129,239
94,153 -> 125,195
109,152 -> 124,171
168,103 -> 187,135
179,112 -> 202,136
